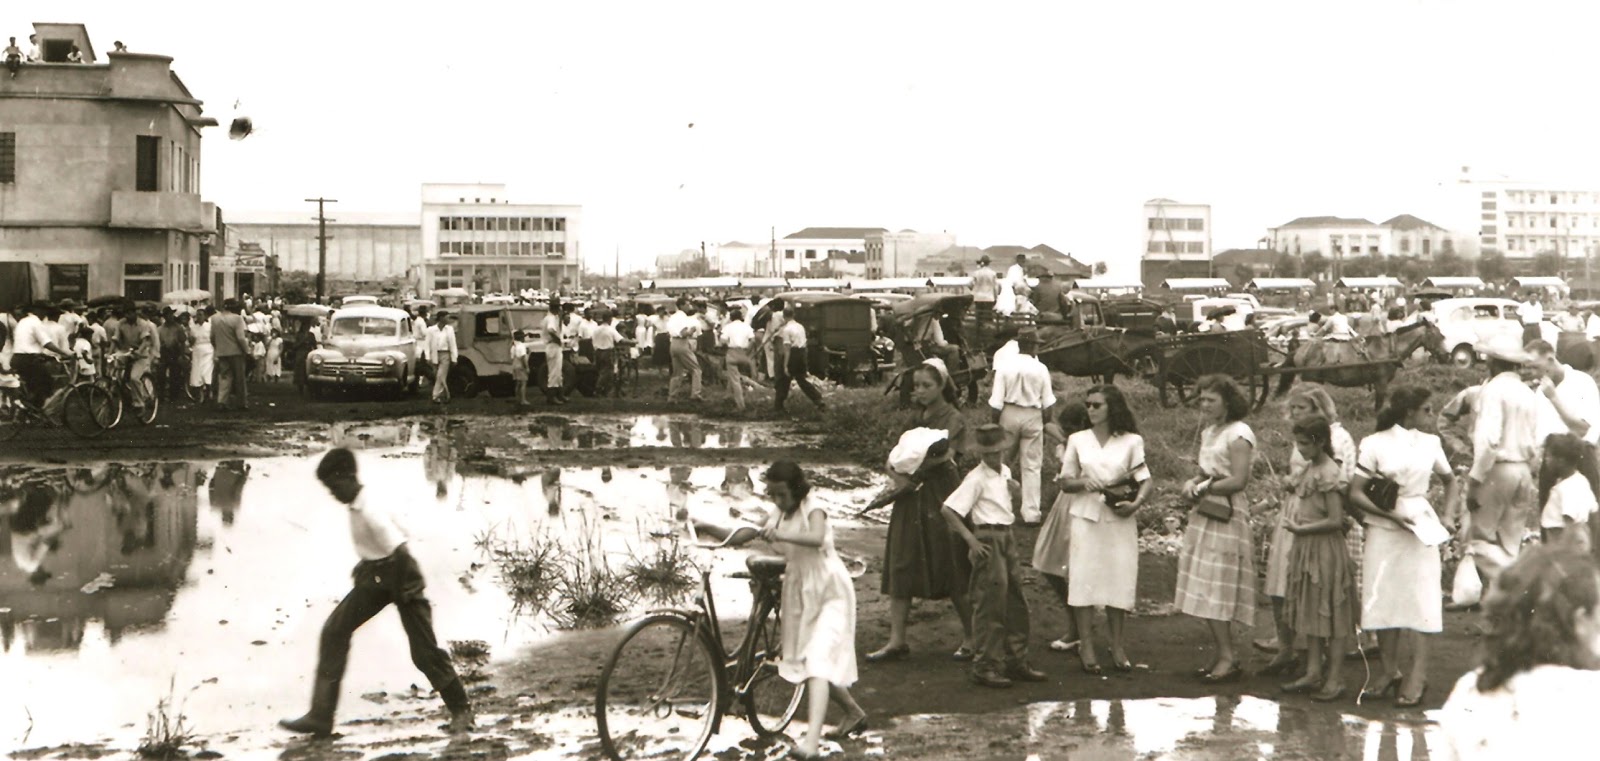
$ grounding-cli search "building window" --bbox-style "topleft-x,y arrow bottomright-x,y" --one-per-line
1481,201 -> 1497,210
1399,238 -> 1411,254
554,218 -> 567,232
784,250 -> 795,259
48,264 -> 88,302
1186,218 -> 1203,231
1442,238 -> 1454,254
124,263 -> 164,301
1422,238 -> 1431,256
1552,194 -> 1560,204
0,132 -> 13,184
551,242 -> 566,257
806,249 -> 817,259
135,136 -> 160,191
1147,240 -> 1163,253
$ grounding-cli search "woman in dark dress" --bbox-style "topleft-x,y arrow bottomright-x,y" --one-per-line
866,359 -> 976,662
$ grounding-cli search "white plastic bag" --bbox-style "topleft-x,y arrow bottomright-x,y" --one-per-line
1452,559 -> 1483,606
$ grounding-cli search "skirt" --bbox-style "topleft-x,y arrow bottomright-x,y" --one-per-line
1176,509 -> 1257,626
1282,531 -> 1357,640
1067,512 -> 1138,610
1264,515 -> 1294,599
780,553 -> 858,687
189,343 -> 214,386
1360,524 -> 1443,633
880,461 -> 965,599
1031,491 -> 1072,579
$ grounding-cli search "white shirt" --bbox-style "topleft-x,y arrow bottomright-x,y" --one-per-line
1470,371 -> 1543,482
1536,365 -> 1600,445
944,462 -> 1015,526
578,319 -> 598,340
1357,425 -> 1452,534
59,311 -> 85,339
1553,311 -> 1586,333
777,319 -> 808,349
720,320 -> 755,350
989,352 -> 1056,411
419,324 -> 436,362
346,490 -> 407,561
591,324 -> 622,351
12,315 -> 52,354
1520,301 -> 1544,325
1004,263 -> 1027,288
666,311 -> 701,341
1541,472 -> 1597,530
1586,313 -> 1600,341
542,313 -> 563,345
510,341 -> 529,362
1320,312 -> 1355,340
1438,666 -> 1600,761
428,324 -> 458,362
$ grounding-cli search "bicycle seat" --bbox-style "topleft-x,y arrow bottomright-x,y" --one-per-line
745,555 -> 787,579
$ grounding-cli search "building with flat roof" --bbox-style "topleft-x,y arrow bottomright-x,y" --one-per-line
864,230 -> 957,278
1140,199 -> 1212,289
223,211 -> 421,298
0,22 -> 219,309
418,183 -> 581,296
777,227 -> 884,275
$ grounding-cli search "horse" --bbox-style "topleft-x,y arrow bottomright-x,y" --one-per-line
1273,318 -> 1448,412
1033,325 -> 1161,386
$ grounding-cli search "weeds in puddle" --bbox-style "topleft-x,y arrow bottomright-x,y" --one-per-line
548,511 -> 633,629
449,640 -> 493,682
623,536 -> 698,604
477,526 -> 563,619
136,680 -> 194,760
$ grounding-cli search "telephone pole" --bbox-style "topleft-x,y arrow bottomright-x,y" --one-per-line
305,197 -> 338,302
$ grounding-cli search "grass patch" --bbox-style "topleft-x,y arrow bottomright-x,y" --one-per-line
476,527 -> 562,619
136,682 -> 194,761
549,512 -> 635,630
623,537 -> 699,604
449,640 -> 493,682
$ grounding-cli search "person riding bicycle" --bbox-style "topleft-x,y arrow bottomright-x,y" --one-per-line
10,303 -> 74,407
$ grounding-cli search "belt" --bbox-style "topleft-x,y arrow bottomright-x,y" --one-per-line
1003,401 -> 1042,409
972,524 -> 1012,532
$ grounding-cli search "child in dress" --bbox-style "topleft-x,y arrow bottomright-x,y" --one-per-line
510,330 -> 531,407
1280,416 -> 1357,701
1539,433 -> 1597,552
72,327 -> 97,380
249,333 -> 267,382
265,330 -> 283,381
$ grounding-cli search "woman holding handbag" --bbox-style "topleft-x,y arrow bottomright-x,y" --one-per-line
1176,375 -> 1258,683
1348,386 -> 1459,707
1054,385 -> 1152,674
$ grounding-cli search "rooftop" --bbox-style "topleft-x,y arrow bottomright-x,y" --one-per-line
1381,214 -> 1445,231
228,210 -> 420,227
784,227 -> 888,240
1274,216 -> 1377,229
1213,248 -> 1280,267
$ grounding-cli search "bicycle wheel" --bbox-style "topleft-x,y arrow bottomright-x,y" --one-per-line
0,391 -> 22,442
738,600 -> 803,736
132,376 -> 159,424
62,384 -> 115,438
596,614 -> 721,761
100,380 -> 125,428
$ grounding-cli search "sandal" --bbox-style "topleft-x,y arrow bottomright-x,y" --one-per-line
1048,638 -> 1080,653
824,715 -> 869,741
950,646 -> 975,662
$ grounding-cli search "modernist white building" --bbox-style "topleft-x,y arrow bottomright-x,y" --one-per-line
418,183 -> 581,296
1477,185 -> 1600,262
777,227 -> 883,275
225,210 -> 421,294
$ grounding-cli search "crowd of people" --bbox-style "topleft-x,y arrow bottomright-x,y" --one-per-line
4,33 -> 122,76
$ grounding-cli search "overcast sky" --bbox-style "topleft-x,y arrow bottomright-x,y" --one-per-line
9,1 -> 1598,275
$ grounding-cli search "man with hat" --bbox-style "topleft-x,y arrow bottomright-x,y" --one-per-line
942,423 -> 1046,688
1029,269 -> 1069,322
971,255 -> 999,328
1465,334 -> 1542,587
989,329 -> 1054,524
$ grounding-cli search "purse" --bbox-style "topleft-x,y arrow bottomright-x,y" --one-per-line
1099,461 -> 1147,506
1194,494 -> 1234,522
1359,465 -> 1399,512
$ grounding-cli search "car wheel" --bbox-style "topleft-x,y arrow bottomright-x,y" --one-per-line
1451,345 -> 1476,368
449,361 -> 480,398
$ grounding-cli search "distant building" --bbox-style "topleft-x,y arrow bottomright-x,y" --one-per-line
710,241 -> 778,277
1140,199 -> 1212,289
914,243 -> 1087,278
1268,216 -> 1388,260
1382,214 -> 1457,260
418,183 -> 581,296
777,227 -> 884,275
864,230 -> 957,278
0,22 -> 220,308
224,211 -> 421,298
1476,185 -> 1600,263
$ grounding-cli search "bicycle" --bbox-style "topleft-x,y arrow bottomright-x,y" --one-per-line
101,351 -> 160,427
0,355 -> 118,441
596,554 -> 804,761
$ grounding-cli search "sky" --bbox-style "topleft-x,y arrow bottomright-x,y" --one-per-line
9,0 -> 1600,277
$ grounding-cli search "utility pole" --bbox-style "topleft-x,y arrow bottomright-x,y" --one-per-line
770,226 -> 777,277
306,197 -> 337,302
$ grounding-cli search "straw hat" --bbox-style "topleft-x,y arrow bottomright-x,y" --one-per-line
972,424 -> 1007,453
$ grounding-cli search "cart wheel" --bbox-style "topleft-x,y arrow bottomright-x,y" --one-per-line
1252,373 -> 1273,410
1162,346 -> 1249,407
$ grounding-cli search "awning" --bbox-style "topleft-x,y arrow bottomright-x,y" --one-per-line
1245,278 -> 1316,291
1422,276 -> 1484,289
652,277 -> 740,290
848,278 -> 931,291
1069,278 -> 1144,290
928,276 -> 973,288
740,277 -> 788,289
1161,278 -> 1231,291
1335,276 -> 1403,289
786,278 -> 844,290
1512,276 -> 1569,289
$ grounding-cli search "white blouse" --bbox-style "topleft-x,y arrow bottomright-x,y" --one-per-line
1060,430 -> 1150,522
1438,666 -> 1600,760
1356,426 -> 1450,533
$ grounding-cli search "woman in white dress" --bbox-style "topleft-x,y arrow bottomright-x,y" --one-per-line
757,461 -> 868,758
1348,386 -> 1458,707
1054,385 -> 1151,674
188,308 -> 214,401
1176,375 -> 1258,683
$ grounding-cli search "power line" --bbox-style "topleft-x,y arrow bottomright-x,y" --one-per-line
305,197 -> 338,302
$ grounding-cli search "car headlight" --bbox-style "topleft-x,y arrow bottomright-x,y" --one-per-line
384,356 -> 396,366
310,355 -> 323,365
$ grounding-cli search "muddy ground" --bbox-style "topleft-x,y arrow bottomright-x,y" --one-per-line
6,373 -> 1477,760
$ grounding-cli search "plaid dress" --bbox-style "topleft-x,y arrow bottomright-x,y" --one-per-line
1176,421 -> 1258,626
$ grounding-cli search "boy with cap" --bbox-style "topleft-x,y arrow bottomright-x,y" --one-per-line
942,424 -> 1046,688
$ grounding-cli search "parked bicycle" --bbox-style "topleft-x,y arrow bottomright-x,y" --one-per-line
101,351 -> 160,427
0,356 -> 118,441
596,554 -> 803,761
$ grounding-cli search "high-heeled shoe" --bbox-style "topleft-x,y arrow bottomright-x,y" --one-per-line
1259,656 -> 1299,677
1358,672 -> 1403,702
1280,678 -> 1321,694
1310,685 -> 1348,703
1395,681 -> 1428,708
865,644 -> 909,663
1112,656 -> 1134,672
1200,667 -> 1244,684
1080,655 -> 1103,676
823,714 -> 869,740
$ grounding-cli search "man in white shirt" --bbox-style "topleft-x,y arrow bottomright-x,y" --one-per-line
11,303 -> 73,406
428,313 -> 458,404
591,311 -> 627,398
541,298 -> 567,405
1519,297 -> 1544,344
1526,339 -> 1600,547
718,308 -> 758,411
1004,254 -> 1028,295
1467,336 -> 1543,585
1553,303 -> 1586,334
774,316 -> 825,413
666,298 -> 704,403
989,331 -> 1055,524
279,448 -> 474,737
971,255 -> 999,328
942,424 -> 1044,688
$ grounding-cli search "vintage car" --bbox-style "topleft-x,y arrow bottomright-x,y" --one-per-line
1429,296 -> 1556,367
751,291 -> 879,384
305,305 -> 419,396
435,304 -> 579,397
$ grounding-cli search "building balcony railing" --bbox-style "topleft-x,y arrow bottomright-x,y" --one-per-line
110,190 -> 205,232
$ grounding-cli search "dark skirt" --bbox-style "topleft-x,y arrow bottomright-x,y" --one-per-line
880,460 -> 968,599
1283,530 -> 1357,641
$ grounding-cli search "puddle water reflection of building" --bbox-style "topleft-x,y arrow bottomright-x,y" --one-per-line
0,444 -> 885,753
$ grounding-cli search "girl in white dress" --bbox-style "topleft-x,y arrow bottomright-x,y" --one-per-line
1348,386 -> 1458,707
757,462 -> 868,758
1054,385 -> 1151,674
188,310 -> 214,400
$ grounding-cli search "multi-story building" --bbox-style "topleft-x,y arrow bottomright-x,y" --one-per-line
863,230 -> 957,278
0,23 -> 220,308
224,211 -> 421,298
1140,199 -> 1212,288
777,227 -> 884,275
1383,214 -> 1457,260
1268,216 -> 1389,259
418,183 -> 581,296
1476,185 -> 1600,263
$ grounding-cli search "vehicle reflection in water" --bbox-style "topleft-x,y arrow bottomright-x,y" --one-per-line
0,450 -> 887,753
508,415 -> 806,450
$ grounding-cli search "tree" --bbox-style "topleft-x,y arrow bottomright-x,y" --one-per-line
1231,263 -> 1255,287
1301,252 -> 1329,280
1092,261 -> 1109,276
279,270 -> 316,303
1432,249 -> 1469,276
1396,256 -> 1424,285
1532,250 -> 1564,277
1477,251 -> 1510,284
1273,252 -> 1302,278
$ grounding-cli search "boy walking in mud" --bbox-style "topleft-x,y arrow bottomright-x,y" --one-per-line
279,447 -> 475,737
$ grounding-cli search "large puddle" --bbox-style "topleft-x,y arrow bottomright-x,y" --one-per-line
0,426 -> 883,755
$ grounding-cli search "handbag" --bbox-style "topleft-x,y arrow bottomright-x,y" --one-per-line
1194,494 -> 1234,522
1359,464 -> 1399,512
1098,461 -> 1147,506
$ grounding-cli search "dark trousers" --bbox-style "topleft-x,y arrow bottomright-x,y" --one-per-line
161,350 -> 185,400
968,528 -> 1030,672
774,348 -> 823,409
12,353 -> 54,407
216,355 -> 248,409
595,348 -> 617,396
315,545 -> 468,715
